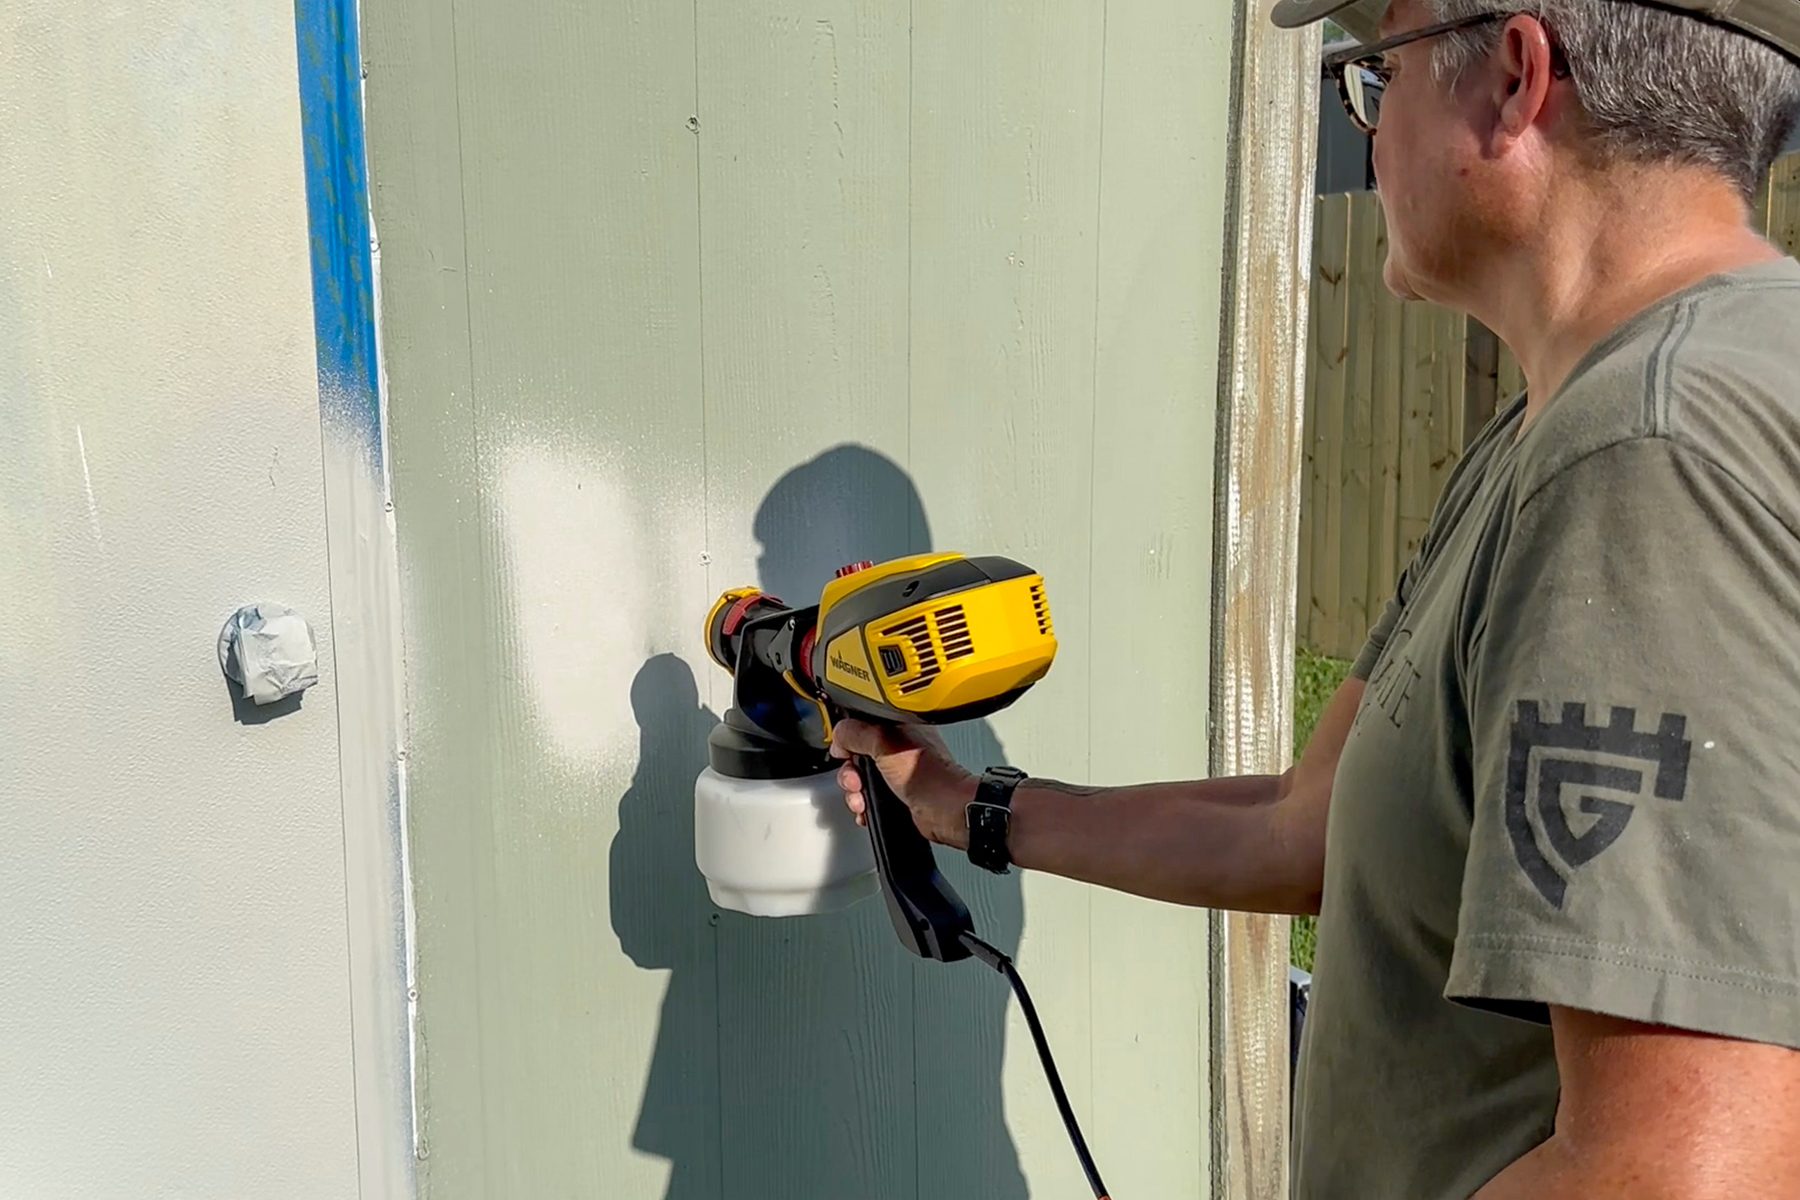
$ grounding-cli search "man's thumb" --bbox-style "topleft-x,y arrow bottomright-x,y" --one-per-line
830,718 -> 897,759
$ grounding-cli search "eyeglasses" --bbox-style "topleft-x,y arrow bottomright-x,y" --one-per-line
1324,12 -> 1507,135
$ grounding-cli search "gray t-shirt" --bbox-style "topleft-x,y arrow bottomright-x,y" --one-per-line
1293,257 -> 1800,1198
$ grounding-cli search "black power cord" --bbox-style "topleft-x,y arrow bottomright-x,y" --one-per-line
960,931 -> 1112,1200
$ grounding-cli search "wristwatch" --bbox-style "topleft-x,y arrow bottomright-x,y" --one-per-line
966,765 -> 1027,874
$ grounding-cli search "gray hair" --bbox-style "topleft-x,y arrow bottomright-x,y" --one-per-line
1428,0 -> 1800,199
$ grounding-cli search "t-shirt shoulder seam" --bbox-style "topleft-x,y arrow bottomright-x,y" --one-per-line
1459,931 -> 1800,997
1514,432 -> 1800,544
1673,439 -> 1800,543
1514,434 -> 1657,512
1660,277 -> 1800,432
1693,278 -> 1800,296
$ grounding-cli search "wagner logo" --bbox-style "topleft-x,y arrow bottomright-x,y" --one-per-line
1505,701 -> 1691,909
830,652 -> 872,683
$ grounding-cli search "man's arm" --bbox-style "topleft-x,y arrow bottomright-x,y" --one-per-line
1474,1006 -> 1800,1199
831,674 -> 1364,916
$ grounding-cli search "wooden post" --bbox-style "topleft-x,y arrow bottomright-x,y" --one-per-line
1211,2 -> 1317,1195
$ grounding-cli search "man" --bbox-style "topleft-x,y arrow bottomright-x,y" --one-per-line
832,0 -> 1800,1195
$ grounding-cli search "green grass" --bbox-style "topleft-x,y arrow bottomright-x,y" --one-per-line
1290,646 -> 1353,973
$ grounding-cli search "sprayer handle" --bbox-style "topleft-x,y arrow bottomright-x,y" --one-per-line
856,754 -> 975,963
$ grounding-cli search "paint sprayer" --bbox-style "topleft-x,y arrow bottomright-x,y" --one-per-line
695,552 -> 1111,1199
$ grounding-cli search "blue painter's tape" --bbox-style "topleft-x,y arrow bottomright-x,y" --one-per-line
295,0 -> 382,454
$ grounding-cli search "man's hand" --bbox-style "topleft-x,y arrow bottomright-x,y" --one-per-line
829,719 -> 977,849
1474,1006 -> 1800,1198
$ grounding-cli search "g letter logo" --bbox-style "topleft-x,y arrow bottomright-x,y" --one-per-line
1505,701 -> 1692,909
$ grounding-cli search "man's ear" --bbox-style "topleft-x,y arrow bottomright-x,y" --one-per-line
1494,14 -> 1557,140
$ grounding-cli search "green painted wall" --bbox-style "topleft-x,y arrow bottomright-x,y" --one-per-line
363,2 -> 1234,1196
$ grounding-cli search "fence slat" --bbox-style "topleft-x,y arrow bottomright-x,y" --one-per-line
1314,194 -> 1352,654
1432,306 -> 1465,503
1336,192 -> 1383,657
1772,155 -> 1800,257
1497,342 -> 1526,408
1369,214 -> 1405,621
1398,300 -> 1435,565
1449,308 -> 1466,458
1297,201 -> 1319,650
1753,165 -> 1776,240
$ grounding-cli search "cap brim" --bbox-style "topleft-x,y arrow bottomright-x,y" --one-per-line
1268,0 -> 1386,43
1274,0 -> 1800,59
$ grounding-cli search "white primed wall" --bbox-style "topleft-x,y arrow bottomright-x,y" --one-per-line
0,3 -> 364,1196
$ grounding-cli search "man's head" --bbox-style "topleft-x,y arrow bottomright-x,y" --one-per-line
1288,0 -> 1800,305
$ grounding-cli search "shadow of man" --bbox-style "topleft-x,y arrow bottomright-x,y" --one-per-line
614,444 -> 1027,1199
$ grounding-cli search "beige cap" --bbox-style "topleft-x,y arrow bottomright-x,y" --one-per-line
1268,0 -> 1383,42
1269,0 -> 1800,60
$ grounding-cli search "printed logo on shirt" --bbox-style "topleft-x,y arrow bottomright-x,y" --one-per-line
1361,629 -> 1420,731
1504,701 -> 1692,909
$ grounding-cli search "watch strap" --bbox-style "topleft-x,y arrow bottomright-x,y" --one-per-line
966,766 -> 1026,874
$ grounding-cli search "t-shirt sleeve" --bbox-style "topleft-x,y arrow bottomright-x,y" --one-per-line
1350,577 -> 1408,681
1446,436 -> 1800,1050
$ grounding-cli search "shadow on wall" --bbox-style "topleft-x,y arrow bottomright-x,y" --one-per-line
611,654 -> 723,1200
610,445 -> 1027,1200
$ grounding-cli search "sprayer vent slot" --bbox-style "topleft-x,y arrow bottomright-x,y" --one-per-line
883,614 -> 942,694
936,605 -> 975,660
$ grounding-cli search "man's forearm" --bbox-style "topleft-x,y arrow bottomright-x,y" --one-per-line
901,677 -> 1356,914
969,772 -> 1324,915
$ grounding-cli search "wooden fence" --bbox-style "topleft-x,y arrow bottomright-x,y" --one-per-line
1297,152 -> 1800,660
